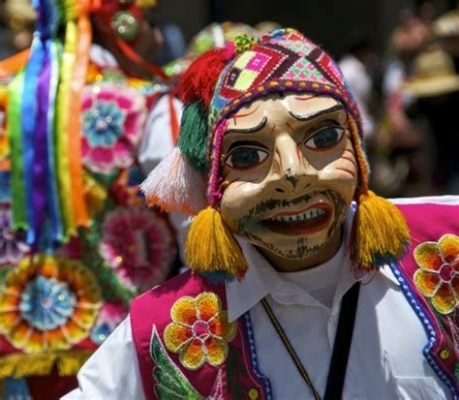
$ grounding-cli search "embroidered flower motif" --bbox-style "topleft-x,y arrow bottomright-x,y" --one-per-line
413,234 -> 459,315
163,292 -> 237,370
99,207 -> 175,293
0,255 -> 101,353
0,208 -> 29,265
81,83 -> 146,174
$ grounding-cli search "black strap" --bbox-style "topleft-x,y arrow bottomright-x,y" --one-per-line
323,282 -> 360,400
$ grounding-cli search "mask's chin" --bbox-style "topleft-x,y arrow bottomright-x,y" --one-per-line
238,202 -> 347,271
249,224 -> 344,271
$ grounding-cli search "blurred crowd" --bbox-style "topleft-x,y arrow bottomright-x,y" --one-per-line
339,3 -> 459,196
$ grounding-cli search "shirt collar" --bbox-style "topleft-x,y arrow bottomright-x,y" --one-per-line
225,203 -> 400,322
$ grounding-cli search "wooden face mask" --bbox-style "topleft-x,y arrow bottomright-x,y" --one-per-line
219,93 -> 358,263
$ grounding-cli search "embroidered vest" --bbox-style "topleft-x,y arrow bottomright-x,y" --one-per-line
130,271 -> 271,399
393,202 -> 458,396
131,201 -> 458,399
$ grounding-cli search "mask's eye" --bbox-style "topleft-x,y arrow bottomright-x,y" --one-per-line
305,126 -> 345,150
225,147 -> 269,169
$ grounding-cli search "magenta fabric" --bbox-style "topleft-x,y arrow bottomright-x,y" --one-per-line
396,202 -> 458,394
131,202 -> 458,398
130,270 -> 269,399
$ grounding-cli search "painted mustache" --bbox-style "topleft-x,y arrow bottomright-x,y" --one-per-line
237,189 -> 346,237
240,190 -> 343,219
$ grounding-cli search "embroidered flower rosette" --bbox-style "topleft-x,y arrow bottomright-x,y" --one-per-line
413,234 -> 459,315
163,292 -> 237,370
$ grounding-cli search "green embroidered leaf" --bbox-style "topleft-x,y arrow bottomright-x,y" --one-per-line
150,326 -> 203,400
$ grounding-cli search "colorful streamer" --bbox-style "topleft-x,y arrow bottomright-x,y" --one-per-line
66,12 -> 92,228
55,19 -> 77,240
21,34 -> 47,244
46,40 -> 63,242
7,70 -> 26,231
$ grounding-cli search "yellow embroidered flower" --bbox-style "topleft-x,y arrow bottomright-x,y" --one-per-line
163,292 -> 237,370
413,234 -> 459,315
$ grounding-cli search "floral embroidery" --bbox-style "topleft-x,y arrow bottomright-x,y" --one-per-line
81,83 -> 146,174
0,255 -> 101,353
413,234 -> 459,314
99,207 -> 175,293
164,292 -> 237,370
0,208 -> 29,266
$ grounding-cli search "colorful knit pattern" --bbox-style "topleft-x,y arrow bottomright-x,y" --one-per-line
208,29 -> 360,131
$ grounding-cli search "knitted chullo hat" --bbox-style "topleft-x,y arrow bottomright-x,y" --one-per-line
142,28 -> 409,281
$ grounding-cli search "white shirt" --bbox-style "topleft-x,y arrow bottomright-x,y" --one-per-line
63,196 -> 456,400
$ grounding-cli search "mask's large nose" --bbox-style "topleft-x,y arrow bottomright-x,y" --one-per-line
271,133 -> 318,193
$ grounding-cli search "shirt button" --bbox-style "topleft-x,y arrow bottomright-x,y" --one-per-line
248,388 -> 259,399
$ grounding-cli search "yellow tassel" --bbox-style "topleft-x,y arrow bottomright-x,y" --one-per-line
353,191 -> 410,269
185,207 -> 247,280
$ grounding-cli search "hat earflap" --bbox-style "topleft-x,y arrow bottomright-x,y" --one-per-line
348,118 -> 410,269
184,119 -> 247,282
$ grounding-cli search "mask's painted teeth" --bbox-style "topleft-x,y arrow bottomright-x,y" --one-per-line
269,208 -> 327,223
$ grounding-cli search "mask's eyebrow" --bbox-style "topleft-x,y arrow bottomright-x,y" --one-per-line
226,116 -> 268,134
288,104 -> 345,122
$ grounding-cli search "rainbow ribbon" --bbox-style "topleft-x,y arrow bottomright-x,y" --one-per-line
46,39 -> 63,242
8,0 -> 93,246
55,0 -> 93,240
8,70 -> 26,231
8,0 -> 64,245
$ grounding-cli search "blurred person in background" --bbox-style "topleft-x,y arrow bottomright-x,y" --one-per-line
372,3 -> 435,197
339,32 -> 378,141
404,47 -> 459,193
434,8 -> 459,72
